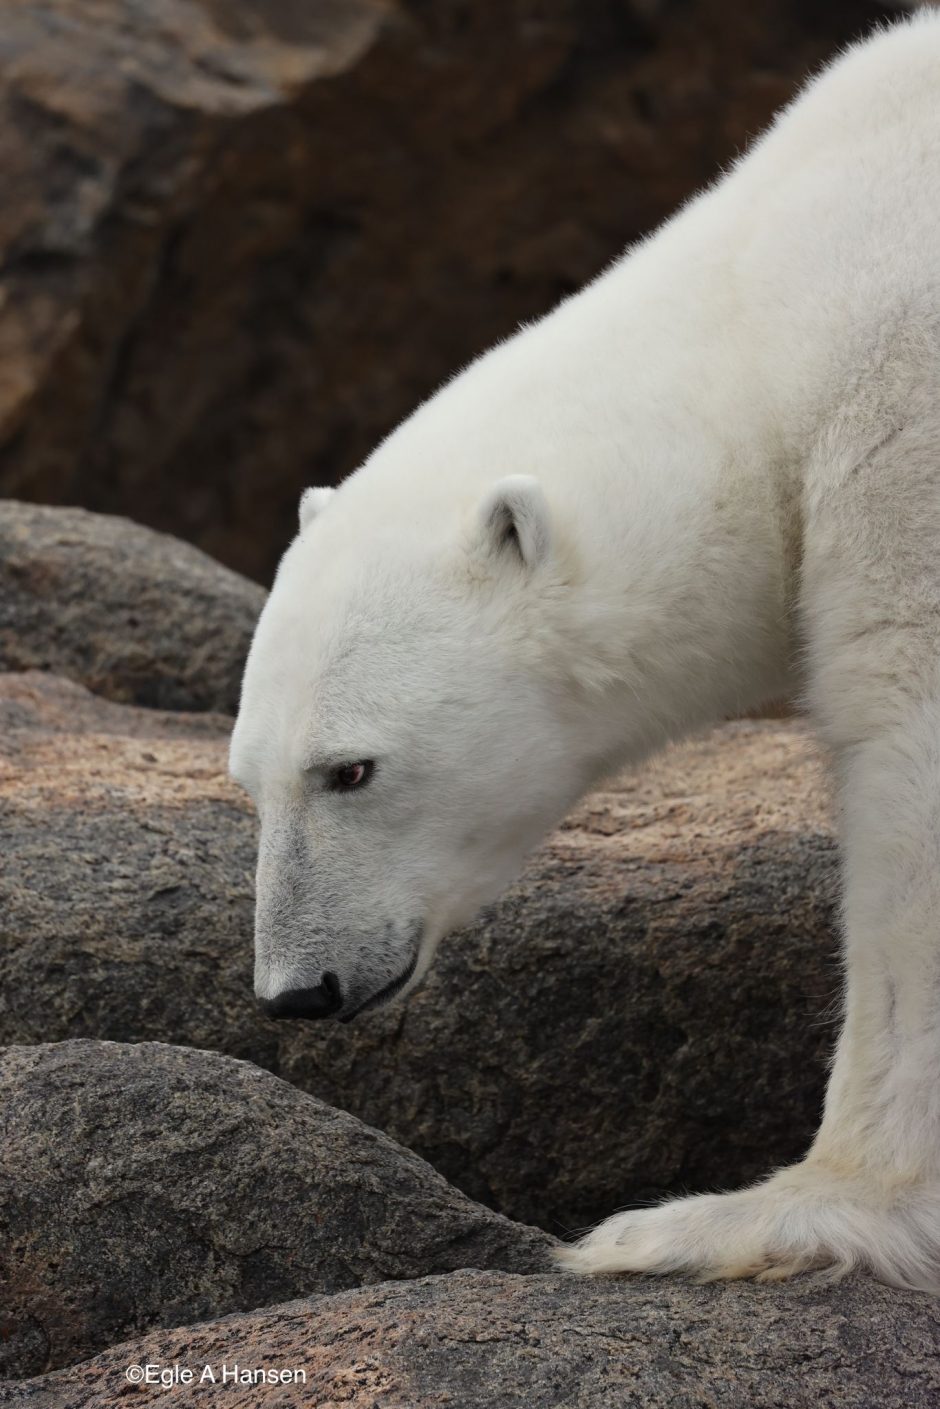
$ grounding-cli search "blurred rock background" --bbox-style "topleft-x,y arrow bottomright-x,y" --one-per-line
0,0 -> 901,582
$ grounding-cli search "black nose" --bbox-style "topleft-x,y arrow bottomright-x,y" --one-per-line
262,972 -> 343,1021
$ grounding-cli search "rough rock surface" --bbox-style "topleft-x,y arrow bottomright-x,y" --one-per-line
0,1041 -> 553,1378
0,501 -> 264,710
6,1270 -> 938,1408
0,0 -> 900,580
0,670 -> 841,1234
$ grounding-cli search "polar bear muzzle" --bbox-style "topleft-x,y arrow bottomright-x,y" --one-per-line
257,926 -> 422,1025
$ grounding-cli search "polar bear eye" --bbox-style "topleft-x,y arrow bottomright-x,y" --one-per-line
327,760 -> 375,793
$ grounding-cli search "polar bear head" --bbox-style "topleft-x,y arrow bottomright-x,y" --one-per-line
229,471 -> 613,1022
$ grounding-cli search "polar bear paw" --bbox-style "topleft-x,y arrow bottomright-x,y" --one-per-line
555,1161 -> 940,1293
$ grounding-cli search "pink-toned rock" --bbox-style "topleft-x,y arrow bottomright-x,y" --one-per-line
6,1269 -> 938,1408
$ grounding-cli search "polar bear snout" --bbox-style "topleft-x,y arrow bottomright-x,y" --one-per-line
260,971 -> 343,1022
254,920 -> 424,1025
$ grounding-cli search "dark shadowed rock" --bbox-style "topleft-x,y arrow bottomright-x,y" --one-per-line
0,670 -> 841,1237
5,1270 -> 938,1408
0,501 -> 264,710
0,0 -> 900,580
0,1041 -> 553,1378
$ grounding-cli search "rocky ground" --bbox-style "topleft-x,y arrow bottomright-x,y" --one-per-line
0,0 -> 901,581
2,499 -> 938,1402
6,1271 -> 938,1409
0,1041 -> 552,1378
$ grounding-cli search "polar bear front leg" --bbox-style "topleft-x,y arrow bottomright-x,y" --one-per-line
560,440 -> 940,1291
559,695 -> 940,1289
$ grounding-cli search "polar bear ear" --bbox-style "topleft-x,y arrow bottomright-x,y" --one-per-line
298,486 -> 335,532
478,475 -> 551,572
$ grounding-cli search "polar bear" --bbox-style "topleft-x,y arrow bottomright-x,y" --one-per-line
230,13 -> 940,1292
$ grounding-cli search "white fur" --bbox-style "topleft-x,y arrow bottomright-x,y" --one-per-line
232,14 -> 940,1291
298,486 -> 335,531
